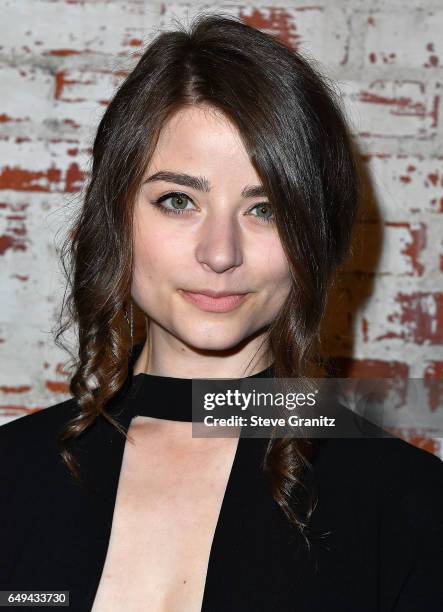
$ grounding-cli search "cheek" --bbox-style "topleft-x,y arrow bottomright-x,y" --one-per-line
134,211 -> 190,268
133,220 -> 182,276
258,239 -> 291,290
268,269 -> 292,306
132,229 -> 197,317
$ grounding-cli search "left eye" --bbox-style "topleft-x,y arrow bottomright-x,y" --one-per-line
249,203 -> 275,223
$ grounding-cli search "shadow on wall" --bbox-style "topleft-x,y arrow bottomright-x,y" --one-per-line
321,150 -> 384,378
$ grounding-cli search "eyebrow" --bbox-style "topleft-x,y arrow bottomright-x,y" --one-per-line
143,171 -> 267,199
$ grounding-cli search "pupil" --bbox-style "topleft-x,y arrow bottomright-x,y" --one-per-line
174,196 -> 186,209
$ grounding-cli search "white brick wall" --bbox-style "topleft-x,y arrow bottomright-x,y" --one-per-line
0,0 -> 442,456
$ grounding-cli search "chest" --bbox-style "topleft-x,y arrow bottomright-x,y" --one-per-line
91,422 -> 239,612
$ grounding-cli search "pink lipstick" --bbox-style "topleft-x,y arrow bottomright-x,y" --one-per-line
179,289 -> 250,313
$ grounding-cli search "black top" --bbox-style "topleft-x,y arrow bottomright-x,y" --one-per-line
1,343 -> 443,611
128,355 -> 274,422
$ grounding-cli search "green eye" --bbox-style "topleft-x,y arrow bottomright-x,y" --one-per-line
250,203 -> 275,224
153,192 -> 195,216
169,194 -> 189,209
152,192 -> 275,224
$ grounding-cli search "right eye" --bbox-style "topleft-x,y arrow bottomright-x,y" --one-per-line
151,192 -> 197,216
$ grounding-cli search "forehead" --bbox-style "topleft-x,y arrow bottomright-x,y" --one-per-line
148,105 -> 250,166
160,104 -> 237,137
143,104 -> 264,192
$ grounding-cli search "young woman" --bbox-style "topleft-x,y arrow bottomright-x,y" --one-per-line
1,13 -> 442,612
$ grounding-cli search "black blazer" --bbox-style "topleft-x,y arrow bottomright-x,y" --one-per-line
1,370 -> 443,611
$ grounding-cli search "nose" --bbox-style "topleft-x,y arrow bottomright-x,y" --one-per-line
195,210 -> 243,274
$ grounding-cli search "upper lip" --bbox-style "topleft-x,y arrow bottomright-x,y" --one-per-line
182,289 -> 249,298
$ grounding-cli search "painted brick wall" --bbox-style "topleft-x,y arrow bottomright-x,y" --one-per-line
0,1 -> 442,456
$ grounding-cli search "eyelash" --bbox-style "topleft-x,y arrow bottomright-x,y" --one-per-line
152,191 -> 275,224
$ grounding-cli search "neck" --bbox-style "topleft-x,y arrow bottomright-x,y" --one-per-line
132,329 -> 273,379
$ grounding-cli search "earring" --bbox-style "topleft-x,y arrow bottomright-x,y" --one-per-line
124,300 -> 134,347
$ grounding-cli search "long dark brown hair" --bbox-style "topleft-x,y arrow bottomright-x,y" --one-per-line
54,12 -> 360,545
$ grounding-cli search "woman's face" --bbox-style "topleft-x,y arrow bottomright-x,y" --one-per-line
132,105 -> 291,360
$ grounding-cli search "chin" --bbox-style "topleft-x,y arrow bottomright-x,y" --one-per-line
176,321 -> 254,352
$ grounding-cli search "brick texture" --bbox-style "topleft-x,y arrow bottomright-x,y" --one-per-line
0,0 -> 442,457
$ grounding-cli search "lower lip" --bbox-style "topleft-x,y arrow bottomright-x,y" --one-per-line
179,290 -> 250,313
